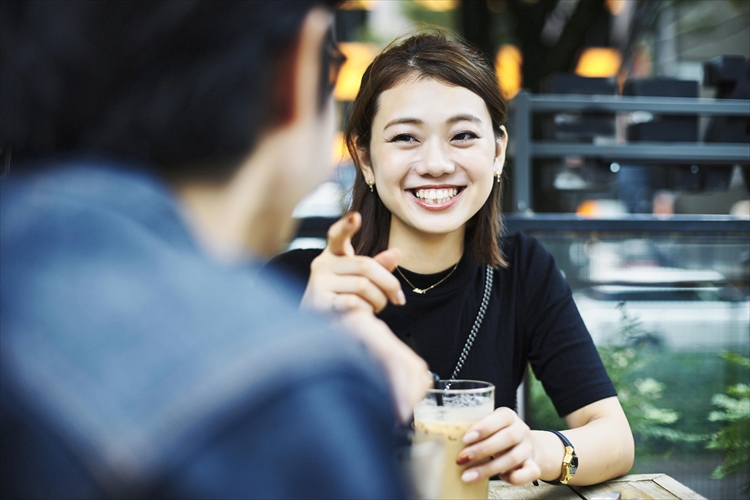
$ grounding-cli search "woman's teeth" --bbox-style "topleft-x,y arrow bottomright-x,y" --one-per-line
415,187 -> 458,204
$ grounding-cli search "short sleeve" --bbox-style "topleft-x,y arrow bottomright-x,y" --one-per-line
514,234 -> 616,417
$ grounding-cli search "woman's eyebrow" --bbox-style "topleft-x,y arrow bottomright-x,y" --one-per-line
384,113 -> 483,130
447,113 -> 483,125
384,117 -> 422,130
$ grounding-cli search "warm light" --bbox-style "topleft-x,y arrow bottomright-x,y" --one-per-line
495,45 -> 522,98
576,199 -> 627,217
576,199 -> 600,217
334,42 -> 380,102
339,0 -> 374,10
331,131 -> 351,165
606,0 -> 627,16
414,0 -> 459,12
575,48 -> 622,78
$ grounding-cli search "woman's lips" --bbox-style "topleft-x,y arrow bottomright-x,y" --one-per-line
408,186 -> 463,210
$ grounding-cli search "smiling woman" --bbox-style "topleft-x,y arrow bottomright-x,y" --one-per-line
268,31 -> 635,491
359,77 -> 504,272
347,32 -> 508,269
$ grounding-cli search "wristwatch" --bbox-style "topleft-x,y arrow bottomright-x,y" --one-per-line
545,429 -> 578,485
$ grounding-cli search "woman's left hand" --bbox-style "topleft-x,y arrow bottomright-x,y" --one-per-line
456,407 -> 542,485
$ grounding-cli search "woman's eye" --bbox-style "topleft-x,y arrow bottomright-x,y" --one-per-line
453,132 -> 478,142
389,133 -> 417,143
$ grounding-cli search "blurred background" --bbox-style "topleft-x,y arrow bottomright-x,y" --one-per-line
295,0 -> 750,221
291,1 -> 750,498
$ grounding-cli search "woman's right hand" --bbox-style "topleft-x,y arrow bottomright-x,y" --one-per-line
300,212 -> 427,422
301,212 -> 406,314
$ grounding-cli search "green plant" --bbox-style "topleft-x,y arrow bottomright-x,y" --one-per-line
707,352 -> 750,493
598,305 -> 705,449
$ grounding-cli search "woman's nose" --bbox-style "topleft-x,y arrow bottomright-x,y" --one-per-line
415,139 -> 455,177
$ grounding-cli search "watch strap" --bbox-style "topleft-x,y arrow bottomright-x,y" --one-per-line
542,429 -> 578,485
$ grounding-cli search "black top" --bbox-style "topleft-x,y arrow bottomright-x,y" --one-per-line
268,232 -> 616,416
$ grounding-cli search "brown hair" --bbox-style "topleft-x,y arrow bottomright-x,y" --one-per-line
345,30 -> 508,267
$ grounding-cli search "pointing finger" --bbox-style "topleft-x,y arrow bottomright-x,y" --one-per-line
326,212 -> 361,257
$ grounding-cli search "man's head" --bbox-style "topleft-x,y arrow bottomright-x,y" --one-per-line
1,0 -> 343,256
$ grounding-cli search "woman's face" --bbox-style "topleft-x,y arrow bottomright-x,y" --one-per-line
361,77 -> 506,243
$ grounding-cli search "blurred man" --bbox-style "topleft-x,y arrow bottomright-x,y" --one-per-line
0,1 -> 427,498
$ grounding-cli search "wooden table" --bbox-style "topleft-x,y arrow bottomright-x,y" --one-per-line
489,474 -> 706,499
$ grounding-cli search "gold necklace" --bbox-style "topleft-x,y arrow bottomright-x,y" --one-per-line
395,261 -> 460,295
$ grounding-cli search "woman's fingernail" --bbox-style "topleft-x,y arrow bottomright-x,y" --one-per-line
463,431 -> 480,444
397,290 -> 406,305
347,213 -> 355,224
461,470 -> 479,482
456,454 -> 472,465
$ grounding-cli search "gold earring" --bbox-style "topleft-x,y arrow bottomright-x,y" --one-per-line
494,171 -> 500,183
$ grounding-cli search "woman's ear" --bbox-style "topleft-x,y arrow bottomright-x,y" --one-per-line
357,146 -> 376,185
494,126 -> 509,174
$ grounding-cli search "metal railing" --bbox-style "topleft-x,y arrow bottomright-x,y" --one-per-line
293,214 -> 750,241
509,91 -> 750,212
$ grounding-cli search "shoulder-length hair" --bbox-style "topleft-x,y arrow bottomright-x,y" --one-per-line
345,30 -> 508,268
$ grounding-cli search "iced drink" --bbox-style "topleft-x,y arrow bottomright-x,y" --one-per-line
413,380 -> 495,500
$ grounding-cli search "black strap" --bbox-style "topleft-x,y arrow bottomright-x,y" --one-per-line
542,429 -> 575,485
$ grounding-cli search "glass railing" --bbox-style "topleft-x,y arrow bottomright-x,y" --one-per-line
509,214 -> 749,500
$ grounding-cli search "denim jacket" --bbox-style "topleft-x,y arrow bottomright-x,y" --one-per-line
0,161 -> 407,499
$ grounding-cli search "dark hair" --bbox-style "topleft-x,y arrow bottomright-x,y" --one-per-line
0,0 -> 337,181
346,31 -> 508,268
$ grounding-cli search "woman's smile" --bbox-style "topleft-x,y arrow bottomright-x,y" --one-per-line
409,185 -> 464,210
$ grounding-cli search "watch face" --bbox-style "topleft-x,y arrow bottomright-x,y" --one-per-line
569,455 -> 579,475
